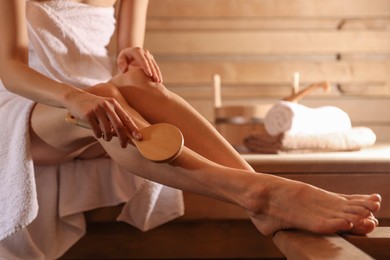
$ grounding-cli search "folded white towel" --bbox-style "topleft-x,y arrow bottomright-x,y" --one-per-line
244,127 -> 376,154
264,101 -> 352,136
282,127 -> 376,152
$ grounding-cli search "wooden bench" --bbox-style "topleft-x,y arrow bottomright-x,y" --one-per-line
61,144 -> 390,259
273,227 -> 390,260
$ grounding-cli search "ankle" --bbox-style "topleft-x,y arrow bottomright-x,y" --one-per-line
242,173 -> 272,214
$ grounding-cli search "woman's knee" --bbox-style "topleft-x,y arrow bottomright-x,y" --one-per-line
30,104 -> 98,165
110,68 -> 172,101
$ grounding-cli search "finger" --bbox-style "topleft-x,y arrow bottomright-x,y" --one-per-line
116,106 -> 142,141
86,114 -> 103,139
96,106 -> 114,142
155,61 -> 163,83
117,51 -> 130,73
133,50 -> 153,77
144,50 -> 161,82
150,56 -> 163,83
106,106 -> 129,148
147,51 -> 163,83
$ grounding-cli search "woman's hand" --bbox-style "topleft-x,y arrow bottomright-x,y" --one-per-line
65,87 -> 142,148
117,47 -> 163,83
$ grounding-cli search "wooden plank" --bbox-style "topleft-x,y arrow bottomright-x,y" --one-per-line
147,17 -> 340,30
169,84 -> 390,105
148,0 -> 390,18
146,31 -> 390,55
147,18 -> 389,31
158,60 -> 390,85
341,18 -> 390,30
182,103 -> 390,142
341,54 -> 390,61
169,84 -> 390,100
273,230 -> 373,260
203,98 -> 390,123
171,85 -> 335,100
61,220 -> 284,259
339,84 -> 390,96
342,227 -> 390,260
244,147 -> 390,168
301,98 -> 390,123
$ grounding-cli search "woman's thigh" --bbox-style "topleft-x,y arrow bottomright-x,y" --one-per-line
30,103 -> 103,166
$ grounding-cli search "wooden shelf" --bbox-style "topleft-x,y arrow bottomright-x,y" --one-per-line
242,143 -> 390,173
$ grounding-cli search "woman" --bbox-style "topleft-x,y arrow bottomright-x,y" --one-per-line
0,0 -> 382,258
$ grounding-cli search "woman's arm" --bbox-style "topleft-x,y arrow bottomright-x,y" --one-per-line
0,0 -> 72,108
116,0 -> 162,82
0,0 -> 140,146
116,0 -> 149,50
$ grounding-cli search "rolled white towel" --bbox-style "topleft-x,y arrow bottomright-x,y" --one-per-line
264,101 -> 352,136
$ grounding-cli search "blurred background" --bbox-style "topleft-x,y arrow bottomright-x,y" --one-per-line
144,0 -> 390,143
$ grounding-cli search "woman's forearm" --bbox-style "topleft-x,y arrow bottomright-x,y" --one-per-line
1,59 -> 84,109
0,0 -> 83,109
116,0 -> 149,51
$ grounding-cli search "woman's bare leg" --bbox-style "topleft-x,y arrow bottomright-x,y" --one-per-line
30,104 -> 102,165
97,133 -> 381,236
109,68 -> 381,235
30,72 -> 381,236
110,68 -> 252,170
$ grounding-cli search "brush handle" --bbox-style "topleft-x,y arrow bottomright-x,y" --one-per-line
65,113 -> 124,138
65,113 -> 184,163
65,113 -> 92,130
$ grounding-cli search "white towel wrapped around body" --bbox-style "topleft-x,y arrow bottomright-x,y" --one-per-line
0,1 -> 184,259
264,101 -> 352,136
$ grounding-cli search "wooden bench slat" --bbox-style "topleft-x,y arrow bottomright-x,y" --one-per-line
273,230 -> 374,259
343,228 -> 390,260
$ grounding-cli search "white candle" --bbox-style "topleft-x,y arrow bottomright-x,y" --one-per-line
293,72 -> 300,94
213,74 -> 222,108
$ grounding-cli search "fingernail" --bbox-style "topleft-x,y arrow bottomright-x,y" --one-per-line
132,131 -> 142,140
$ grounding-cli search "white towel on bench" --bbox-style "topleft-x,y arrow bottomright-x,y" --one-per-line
264,101 -> 352,136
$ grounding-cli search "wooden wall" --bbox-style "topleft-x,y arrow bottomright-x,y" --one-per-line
145,0 -> 390,142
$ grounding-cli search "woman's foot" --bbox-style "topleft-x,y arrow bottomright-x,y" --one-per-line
246,175 -> 381,236
340,194 -> 381,235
